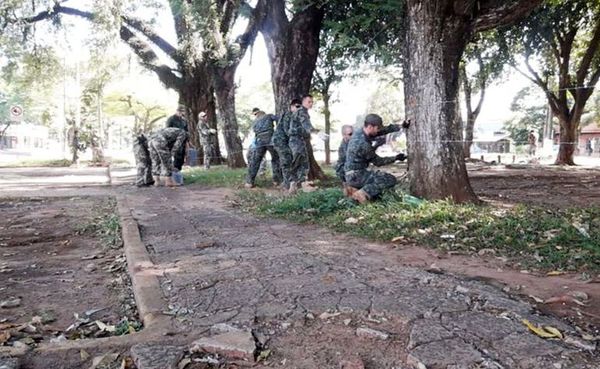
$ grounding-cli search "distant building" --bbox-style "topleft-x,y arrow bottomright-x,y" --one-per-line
579,123 -> 600,155
472,131 -> 512,153
0,123 -> 49,150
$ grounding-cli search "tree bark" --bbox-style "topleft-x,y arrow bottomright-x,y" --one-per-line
259,0 -> 326,180
323,91 -> 331,165
554,117 -> 578,165
404,1 -> 479,203
211,64 -> 246,168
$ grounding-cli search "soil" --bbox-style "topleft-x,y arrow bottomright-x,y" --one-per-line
0,196 -> 139,349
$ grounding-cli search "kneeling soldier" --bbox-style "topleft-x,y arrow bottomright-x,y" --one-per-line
344,114 -> 407,203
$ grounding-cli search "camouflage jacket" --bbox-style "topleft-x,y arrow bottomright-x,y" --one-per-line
272,111 -> 292,145
288,107 -> 313,139
198,121 -> 214,143
252,113 -> 278,144
150,127 -> 189,153
336,139 -> 349,174
166,115 -> 188,132
344,126 -> 400,172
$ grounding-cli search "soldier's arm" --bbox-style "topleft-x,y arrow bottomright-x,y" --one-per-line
377,124 -> 401,136
372,155 -> 397,167
172,131 -> 189,153
298,110 -> 313,138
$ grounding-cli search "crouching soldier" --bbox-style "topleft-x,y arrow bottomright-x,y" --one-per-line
344,114 -> 407,204
148,127 -> 189,187
133,133 -> 154,187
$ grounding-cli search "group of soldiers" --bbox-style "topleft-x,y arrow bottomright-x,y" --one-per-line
245,94 -> 318,193
133,105 -> 216,187
134,101 -> 410,204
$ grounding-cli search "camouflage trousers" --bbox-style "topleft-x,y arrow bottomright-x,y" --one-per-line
345,169 -> 397,199
273,140 -> 292,189
173,139 -> 187,171
133,141 -> 154,186
288,136 -> 308,184
148,136 -> 175,177
246,143 -> 282,185
201,141 -> 213,169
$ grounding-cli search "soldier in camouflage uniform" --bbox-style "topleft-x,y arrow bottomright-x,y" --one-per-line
148,127 -> 189,187
197,111 -> 216,169
245,109 -> 282,188
335,125 -> 354,183
344,114 -> 407,204
287,94 -> 317,193
133,133 -> 154,187
165,105 -> 189,171
273,98 -> 301,190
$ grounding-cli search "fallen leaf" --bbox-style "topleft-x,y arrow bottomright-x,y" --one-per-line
344,217 -> 359,224
546,271 -> 566,276
0,330 -> 10,344
522,319 -> 562,339
95,321 -> 116,333
257,349 -> 272,362
81,349 -> 90,361
545,295 -> 586,306
178,358 -> 192,369
391,236 -> 405,243
529,295 -> 544,303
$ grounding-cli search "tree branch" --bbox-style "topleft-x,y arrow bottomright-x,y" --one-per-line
576,17 -> 600,86
119,26 -> 182,90
121,16 -> 180,63
474,0 -> 543,32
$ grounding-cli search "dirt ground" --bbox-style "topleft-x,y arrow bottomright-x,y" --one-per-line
469,165 -> 600,208
0,196 -> 139,350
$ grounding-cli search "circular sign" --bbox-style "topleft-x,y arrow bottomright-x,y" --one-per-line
10,105 -> 23,118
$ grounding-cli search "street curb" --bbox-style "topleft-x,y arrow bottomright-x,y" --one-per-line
116,195 -> 170,329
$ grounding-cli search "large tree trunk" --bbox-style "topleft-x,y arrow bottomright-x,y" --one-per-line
323,92 -> 331,165
404,1 -> 478,203
463,115 -> 476,158
260,0 -> 326,180
178,70 -> 223,166
555,117 -> 578,165
212,65 -> 246,168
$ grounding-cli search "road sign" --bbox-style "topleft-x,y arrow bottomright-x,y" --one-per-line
9,105 -> 23,122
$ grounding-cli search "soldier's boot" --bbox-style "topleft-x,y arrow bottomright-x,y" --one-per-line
244,183 -> 254,189
164,176 -> 177,187
153,176 -> 162,187
301,181 -> 318,193
343,184 -> 358,197
351,189 -> 370,204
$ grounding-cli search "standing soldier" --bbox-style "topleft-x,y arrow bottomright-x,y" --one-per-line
148,127 -> 189,187
165,105 -> 189,171
344,114 -> 407,204
273,98 -> 301,190
287,94 -> 317,193
133,133 -> 154,187
245,108 -> 282,188
198,111 -> 216,169
527,130 -> 537,157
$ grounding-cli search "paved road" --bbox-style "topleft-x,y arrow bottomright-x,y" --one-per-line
125,186 -> 597,369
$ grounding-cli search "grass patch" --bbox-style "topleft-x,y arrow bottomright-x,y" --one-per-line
236,189 -> 600,272
183,163 -> 339,188
76,198 -> 123,249
0,159 -> 72,168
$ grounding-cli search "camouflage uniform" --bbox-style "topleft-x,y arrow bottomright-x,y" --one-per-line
165,114 -> 189,170
148,127 -> 189,177
344,125 -> 401,199
246,114 -> 282,185
133,134 -> 154,187
287,107 -> 313,184
198,120 -> 215,169
335,139 -> 349,182
272,111 -> 293,188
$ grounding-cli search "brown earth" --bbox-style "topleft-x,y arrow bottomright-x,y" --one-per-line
0,196 -> 139,349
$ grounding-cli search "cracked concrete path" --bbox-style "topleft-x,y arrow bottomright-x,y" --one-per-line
124,186 -> 598,369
